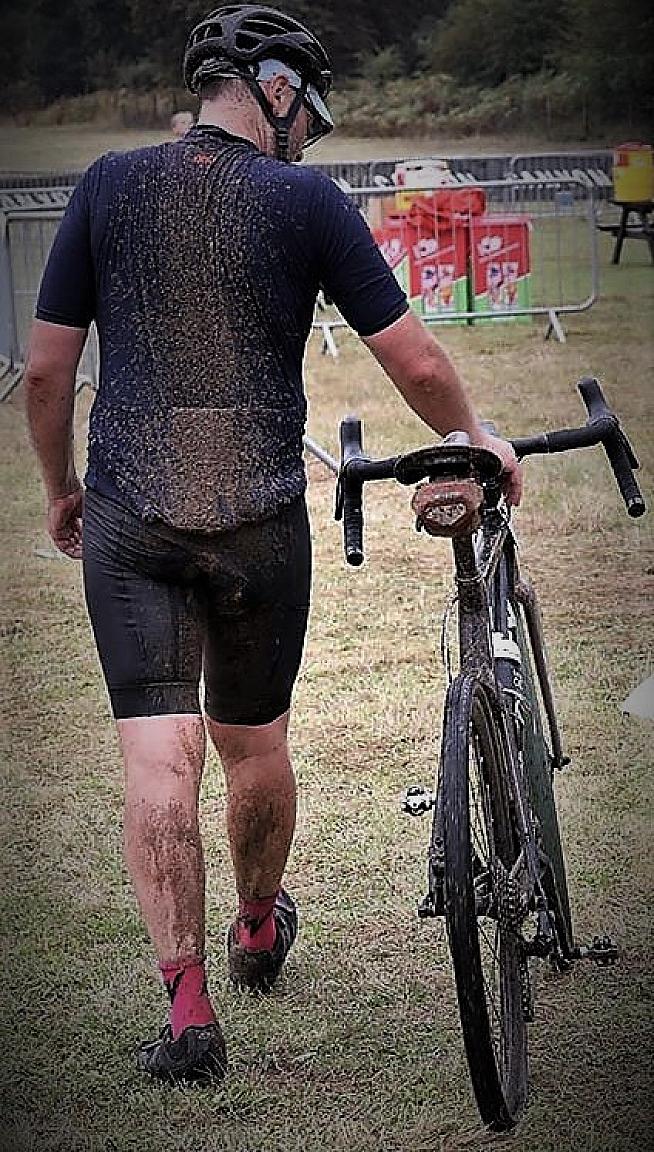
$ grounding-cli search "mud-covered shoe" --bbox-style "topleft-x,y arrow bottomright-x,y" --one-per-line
228,888 -> 298,992
137,1021 -> 227,1084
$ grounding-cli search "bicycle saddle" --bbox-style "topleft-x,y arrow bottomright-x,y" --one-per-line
394,442 -> 503,487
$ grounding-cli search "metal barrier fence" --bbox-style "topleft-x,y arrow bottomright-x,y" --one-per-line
326,149 -> 612,191
3,212 -> 60,367
369,154 -> 515,187
0,167 -> 600,396
0,148 -> 614,193
0,171 -> 84,190
507,150 -> 612,196
0,188 -> 74,213
0,189 -> 79,388
0,207 -> 98,398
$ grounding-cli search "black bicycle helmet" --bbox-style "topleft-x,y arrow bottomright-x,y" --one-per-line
183,5 -> 331,98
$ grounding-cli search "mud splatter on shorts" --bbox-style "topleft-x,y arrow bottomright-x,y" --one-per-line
82,487 -> 311,724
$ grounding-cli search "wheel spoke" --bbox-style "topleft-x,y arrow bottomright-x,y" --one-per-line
478,919 -> 504,1065
470,785 -> 489,859
479,918 -> 500,964
479,923 -> 501,1014
472,743 -> 516,1077
469,737 -> 491,865
472,729 -> 506,1063
481,973 -> 502,1061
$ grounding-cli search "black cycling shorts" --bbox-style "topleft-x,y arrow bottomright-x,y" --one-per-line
82,488 -> 311,724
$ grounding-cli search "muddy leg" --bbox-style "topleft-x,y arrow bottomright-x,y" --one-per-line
120,713 -> 207,962
206,711 -> 296,901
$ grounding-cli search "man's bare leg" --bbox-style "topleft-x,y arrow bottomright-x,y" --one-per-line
120,713 -> 206,959
206,711 -> 297,966
206,711 -> 296,899
119,713 -> 220,1042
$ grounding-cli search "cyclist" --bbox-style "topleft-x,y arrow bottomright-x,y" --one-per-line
24,4 -> 522,1084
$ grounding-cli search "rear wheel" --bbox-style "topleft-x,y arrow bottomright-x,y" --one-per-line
440,674 -> 528,1130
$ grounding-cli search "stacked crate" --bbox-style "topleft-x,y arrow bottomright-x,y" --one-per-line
372,186 -> 532,322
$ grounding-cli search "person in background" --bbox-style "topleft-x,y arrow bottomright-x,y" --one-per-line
170,110 -> 194,137
24,4 -> 522,1085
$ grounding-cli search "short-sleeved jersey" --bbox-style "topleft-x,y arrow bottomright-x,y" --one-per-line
36,125 -> 408,531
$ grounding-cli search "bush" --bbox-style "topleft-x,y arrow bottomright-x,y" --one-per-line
19,87 -> 195,129
332,70 -> 614,138
7,69 -> 645,139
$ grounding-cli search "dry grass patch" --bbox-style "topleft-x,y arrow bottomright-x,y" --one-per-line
1,235 -> 652,1151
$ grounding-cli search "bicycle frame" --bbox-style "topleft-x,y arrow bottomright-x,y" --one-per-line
334,375 -> 643,946
428,508 -> 551,938
457,500 -> 576,775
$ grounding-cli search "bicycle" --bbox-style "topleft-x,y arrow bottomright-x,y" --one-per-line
332,377 -> 646,1131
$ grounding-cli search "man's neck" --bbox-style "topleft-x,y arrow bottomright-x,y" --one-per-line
196,100 -> 269,154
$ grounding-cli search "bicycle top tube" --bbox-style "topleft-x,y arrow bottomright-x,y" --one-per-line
335,376 -> 646,566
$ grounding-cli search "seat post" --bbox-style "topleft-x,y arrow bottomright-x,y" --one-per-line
453,535 -> 491,674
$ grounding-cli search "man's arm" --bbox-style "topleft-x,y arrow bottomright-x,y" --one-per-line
309,174 -> 521,503
24,319 -> 88,558
364,309 -> 523,505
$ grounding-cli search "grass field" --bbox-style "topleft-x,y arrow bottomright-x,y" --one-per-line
0,123 -> 613,174
1,149 -> 653,1150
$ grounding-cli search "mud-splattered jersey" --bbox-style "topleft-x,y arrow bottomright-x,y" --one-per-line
36,124 -> 408,531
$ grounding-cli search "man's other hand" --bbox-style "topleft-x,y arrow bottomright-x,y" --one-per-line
478,432 -> 523,507
48,486 -> 84,558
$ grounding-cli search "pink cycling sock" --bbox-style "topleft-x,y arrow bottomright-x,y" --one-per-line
160,957 -> 216,1040
237,892 -> 278,952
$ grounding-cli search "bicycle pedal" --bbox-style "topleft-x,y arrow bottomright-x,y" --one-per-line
417,891 -> 444,918
572,935 -> 619,966
402,785 -> 435,816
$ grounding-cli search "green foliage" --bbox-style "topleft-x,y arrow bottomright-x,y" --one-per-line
356,47 -> 405,86
122,0 -> 428,83
0,0 -> 140,110
331,71 -> 595,140
558,0 -> 654,129
1,0 -> 651,136
418,0 -> 567,86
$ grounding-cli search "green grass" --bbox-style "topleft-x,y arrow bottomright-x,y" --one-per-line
1,157 -> 653,1151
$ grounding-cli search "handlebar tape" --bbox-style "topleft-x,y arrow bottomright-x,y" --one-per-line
577,377 -> 646,517
339,417 -> 365,565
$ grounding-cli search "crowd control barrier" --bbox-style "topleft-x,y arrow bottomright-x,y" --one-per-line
0,149 -> 613,194
0,205 -> 98,400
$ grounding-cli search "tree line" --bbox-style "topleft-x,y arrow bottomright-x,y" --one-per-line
1,0 -> 652,133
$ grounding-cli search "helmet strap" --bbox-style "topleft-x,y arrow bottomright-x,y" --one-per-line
244,76 -> 305,161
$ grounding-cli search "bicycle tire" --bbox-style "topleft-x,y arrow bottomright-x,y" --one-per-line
440,673 -> 528,1130
512,594 -> 574,958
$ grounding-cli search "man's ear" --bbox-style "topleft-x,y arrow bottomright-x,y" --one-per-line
266,73 -> 291,109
